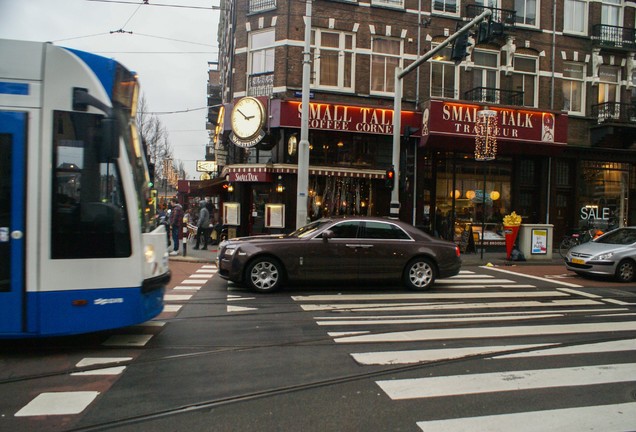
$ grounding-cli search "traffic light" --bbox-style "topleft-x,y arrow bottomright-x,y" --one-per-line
477,18 -> 505,44
450,31 -> 470,64
147,162 -> 155,188
385,167 -> 395,189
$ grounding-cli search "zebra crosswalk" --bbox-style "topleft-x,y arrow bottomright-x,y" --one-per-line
292,269 -> 636,430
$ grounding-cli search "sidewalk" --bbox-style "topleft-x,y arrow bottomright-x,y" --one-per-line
168,243 -> 565,267
459,250 -> 565,267
168,243 -> 219,264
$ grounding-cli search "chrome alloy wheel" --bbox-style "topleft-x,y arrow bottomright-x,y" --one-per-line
406,259 -> 434,290
248,260 -> 280,291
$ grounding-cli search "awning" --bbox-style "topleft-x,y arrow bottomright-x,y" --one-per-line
224,163 -> 385,180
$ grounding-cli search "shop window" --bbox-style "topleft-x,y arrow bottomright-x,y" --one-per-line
554,160 -> 570,186
311,30 -> 355,92
562,62 -> 585,115
564,0 -> 587,35
371,37 -> 402,95
577,161 -> 629,230
518,159 -> 535,185
431,45 -> 457,99
434,154 -> 511,245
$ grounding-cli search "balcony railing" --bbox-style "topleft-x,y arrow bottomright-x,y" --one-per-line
466,4 -> 516,28
248,72 -> 274,97
592,24 -> 636,51
249,0 -> 276,13
591,102 -> 636,123
464,87 -> 524,106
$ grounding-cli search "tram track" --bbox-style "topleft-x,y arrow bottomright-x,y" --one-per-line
57,332 -> 636,432
0,305 -> 631,386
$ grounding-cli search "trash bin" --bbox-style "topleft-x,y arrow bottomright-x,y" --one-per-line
518,224 -> 553,260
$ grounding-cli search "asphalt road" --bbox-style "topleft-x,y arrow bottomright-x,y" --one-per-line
1,261 -> 635,432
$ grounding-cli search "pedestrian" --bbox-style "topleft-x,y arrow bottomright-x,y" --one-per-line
157,204 -> 170,247
169,198 -> 184,256
194,199 -> 210,250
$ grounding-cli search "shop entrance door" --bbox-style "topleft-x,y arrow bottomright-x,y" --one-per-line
553,190 -> 573,242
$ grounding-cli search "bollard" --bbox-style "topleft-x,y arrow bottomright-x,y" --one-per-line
182,220 -> 188,257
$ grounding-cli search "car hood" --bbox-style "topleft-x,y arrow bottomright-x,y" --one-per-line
221,234 -> 289,247
570,241 -> 630,255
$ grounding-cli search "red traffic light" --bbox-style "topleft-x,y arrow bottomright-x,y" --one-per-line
385,168 -> 395,189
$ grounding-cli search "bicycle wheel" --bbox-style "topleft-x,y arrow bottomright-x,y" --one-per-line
559,237 -> 577,258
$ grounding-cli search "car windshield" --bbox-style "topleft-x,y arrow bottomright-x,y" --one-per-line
595,228 -> 636,245
288,219 -> 331,238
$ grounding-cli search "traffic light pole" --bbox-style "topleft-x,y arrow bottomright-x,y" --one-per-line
389,9 -> 492,218
296,0 -> 312,229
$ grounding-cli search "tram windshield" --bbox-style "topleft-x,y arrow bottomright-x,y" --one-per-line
112,67 -> 155,233
51,111 -> 131,259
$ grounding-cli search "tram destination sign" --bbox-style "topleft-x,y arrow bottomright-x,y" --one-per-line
196,160 -> 217,172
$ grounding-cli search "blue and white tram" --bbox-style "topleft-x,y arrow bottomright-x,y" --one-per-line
0,39 -> 171,337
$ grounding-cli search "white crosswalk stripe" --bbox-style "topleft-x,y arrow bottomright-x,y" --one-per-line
416,403 -> 636,432
293,269 -> 636,429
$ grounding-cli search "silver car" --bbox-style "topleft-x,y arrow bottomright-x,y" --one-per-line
565,227 -> 636,282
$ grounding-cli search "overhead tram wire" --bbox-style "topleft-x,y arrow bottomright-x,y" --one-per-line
86,0 -> 220,10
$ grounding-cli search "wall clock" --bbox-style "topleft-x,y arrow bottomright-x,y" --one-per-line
287,134 -> 297,156
230,97 -> 265,140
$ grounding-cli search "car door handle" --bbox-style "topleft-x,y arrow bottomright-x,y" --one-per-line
345,244 -> 373,249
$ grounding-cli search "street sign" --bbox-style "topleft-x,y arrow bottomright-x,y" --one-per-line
196,160 -> 217,172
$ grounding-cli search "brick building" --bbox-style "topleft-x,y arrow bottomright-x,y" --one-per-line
208,0 -> 636,249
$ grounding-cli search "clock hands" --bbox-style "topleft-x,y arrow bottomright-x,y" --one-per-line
236,108 -> 254,120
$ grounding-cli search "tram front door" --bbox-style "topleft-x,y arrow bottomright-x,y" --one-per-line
0,111 -> 26,333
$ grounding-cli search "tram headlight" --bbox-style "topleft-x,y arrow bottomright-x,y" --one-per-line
145,245 -> 156,263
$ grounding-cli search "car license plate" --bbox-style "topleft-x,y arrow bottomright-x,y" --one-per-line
572,258 -> 585,265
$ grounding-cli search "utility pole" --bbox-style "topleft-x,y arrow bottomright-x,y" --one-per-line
389,9 -> 492,219
296,0 -> 312,229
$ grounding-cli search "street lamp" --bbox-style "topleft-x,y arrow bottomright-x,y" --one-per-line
474,109 -> 498,260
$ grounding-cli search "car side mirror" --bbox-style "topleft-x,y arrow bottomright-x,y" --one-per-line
322,230 -> 334,241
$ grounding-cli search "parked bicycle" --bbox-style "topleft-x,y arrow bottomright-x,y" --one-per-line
558,226 -> 604,258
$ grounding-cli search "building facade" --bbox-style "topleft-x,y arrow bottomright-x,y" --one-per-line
208,0 -> 636,249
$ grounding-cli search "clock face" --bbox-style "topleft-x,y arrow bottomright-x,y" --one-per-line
231,97 -> 265,140
287,135 -> 297,156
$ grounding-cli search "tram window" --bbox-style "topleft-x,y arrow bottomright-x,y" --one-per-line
51,111 -> 131,259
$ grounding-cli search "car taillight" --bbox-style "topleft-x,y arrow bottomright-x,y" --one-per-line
455,245 -> 460,257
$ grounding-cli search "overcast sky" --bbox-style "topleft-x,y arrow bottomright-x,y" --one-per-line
0,0 -> 219,178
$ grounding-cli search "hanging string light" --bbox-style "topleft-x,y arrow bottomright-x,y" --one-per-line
474,109 -> 498,161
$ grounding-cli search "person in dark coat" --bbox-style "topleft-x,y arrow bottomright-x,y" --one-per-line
194,200 -> 210,250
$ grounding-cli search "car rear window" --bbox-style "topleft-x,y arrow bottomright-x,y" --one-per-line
362,222 -> 410,240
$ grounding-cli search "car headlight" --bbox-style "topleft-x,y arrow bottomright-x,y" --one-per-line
224,247 -> 237,256
595,251 -> 614,260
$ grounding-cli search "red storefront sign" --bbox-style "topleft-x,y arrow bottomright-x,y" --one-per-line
421,100 -> 567,145
274,100 -> 421,136
228,171 -> 273,182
